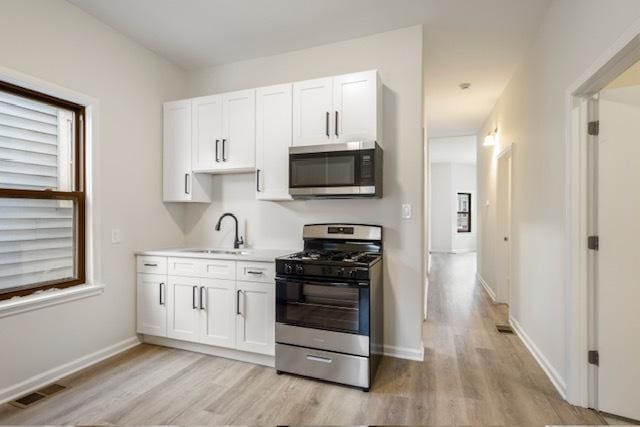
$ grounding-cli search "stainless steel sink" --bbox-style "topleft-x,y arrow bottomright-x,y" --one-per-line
180,249 -> 254,255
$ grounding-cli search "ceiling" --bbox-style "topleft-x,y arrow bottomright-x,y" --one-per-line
429,136 -> 477,164
67,0 -> 551,138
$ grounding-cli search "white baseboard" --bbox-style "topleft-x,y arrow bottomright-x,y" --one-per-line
383,344 -> 424,362
0,336 -> 140,405
509,316 -> 567,398
142,335 -> 275,367
476,273 -> 496,302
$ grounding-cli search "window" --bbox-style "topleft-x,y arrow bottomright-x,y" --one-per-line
0,80 -> 85,301
457,193 -> 471,233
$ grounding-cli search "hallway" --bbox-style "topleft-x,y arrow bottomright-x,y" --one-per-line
0,254 -> 605,425
423,253 -> 603,425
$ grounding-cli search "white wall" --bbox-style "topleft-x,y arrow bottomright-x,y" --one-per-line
0,0 -> 187,393
430,163 -> 453,252
429,135 -> 476,253
477,0 -> 640,395
451,163 -> 477,252
186,26 -> 425,356
430,163 -> 477,253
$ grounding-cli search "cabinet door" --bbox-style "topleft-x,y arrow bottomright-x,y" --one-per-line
236,281 -> 275,355
163,100 -> 192,201
192,95 -> 223,171
221,89 -> 256,170
256,84 -> 292,200
167,276 -> 200,342
332,70 -> 378,144
292,77 -> 333,146
199,279 -> 236,348
137,274 -> 167,337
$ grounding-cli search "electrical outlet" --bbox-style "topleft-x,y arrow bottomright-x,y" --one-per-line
402,203 -> 412,219
111,229 -> 121,244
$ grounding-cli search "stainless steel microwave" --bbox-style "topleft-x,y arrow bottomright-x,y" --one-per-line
288,142 -> 382,199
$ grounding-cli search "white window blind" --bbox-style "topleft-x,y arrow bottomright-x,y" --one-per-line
0,91 -> 75,292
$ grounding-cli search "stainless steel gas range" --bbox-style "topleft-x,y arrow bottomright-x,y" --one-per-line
274,224 -> 383,391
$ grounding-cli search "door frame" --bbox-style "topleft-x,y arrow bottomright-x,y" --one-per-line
495,144 -> 513,306
565,18 -> 640,407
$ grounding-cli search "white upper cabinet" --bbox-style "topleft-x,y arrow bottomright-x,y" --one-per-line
191,90 -> 255,173
333,70 -> 380,144
221,89 -> 256,171
192,94 -> 223,171
256,84 -> 293,201
292,70 -> 380,147
163,100 -> 211,203
163,70 -> 380,202
292,77 -> 333,146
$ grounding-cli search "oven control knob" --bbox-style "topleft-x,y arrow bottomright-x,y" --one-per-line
284,264 -> 293,275
295,265 -> 304,275
336,267 -> 345,276
349,269 -> 356,277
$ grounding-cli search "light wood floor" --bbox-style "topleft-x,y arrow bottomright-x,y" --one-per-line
0,253 -> 607,425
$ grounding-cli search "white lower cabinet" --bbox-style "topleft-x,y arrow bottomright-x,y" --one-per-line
236,281 -> 275,355
167,276 -> 201,342
200,278 -> 237,348
137,274 -> 167,337
138,256 -> 275,358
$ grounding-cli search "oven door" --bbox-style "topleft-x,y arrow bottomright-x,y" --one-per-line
276,277 -> 369,336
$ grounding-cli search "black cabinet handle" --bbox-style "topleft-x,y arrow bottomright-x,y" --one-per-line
236,290 -> 241,315
215,139 -> 220,162
325,112 -> 330,138
256,169 -> 261,192
144,263 -> 158,267
192,285 -> 197,309
184,173 -> 190,195
247,270 -> 263,275
199,286 -> 205,310
159,282 -> 165,305
222,138 -> 227,162
335,111 -> 339,137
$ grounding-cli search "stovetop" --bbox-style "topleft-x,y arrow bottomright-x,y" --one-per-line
276,250 -> 381,280
280,250 -> 380,265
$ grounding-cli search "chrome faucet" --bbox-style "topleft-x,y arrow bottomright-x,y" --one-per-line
215,213 -> 244,249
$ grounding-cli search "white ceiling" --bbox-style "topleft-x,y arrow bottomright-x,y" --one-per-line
67,0 -> 551,138
429,136 -> 477,164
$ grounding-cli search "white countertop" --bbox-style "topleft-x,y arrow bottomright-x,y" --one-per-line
135,247 -> 297,263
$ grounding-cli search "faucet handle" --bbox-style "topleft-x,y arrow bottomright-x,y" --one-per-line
238,236 -> 244,248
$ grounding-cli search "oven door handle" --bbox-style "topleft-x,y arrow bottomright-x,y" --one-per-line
276,278 -> 368,288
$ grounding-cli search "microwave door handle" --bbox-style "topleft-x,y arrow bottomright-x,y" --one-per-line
325,112 -> 330,138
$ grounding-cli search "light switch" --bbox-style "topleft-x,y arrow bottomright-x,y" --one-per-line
111,228 -> 121,244
402,203 -> 412,219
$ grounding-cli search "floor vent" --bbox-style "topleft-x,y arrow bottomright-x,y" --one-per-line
496,324 -> 514,334
9,383 -> 67,409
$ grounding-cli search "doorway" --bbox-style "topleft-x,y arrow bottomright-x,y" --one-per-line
569,49 -> 640,422
588,73 -> 640,422
495,146 -> 512,308
428,136 -> 478,256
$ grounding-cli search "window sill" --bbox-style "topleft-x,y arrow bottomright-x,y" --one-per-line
0,283 -> 105,319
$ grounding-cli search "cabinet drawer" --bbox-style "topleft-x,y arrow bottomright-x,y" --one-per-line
167,257 -> 200,276
200,258 -> 236,280
137,256 -> 167,274
167,257 -> 236,280
275,343 -> 369,388
236,261 -> 274,283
